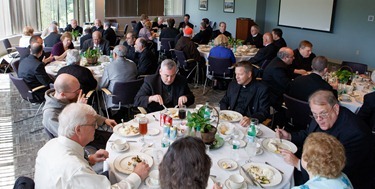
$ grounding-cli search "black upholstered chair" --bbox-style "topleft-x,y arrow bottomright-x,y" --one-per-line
203,56 -> 234,94
341,61 -> 368,74
283,94 -> 312,131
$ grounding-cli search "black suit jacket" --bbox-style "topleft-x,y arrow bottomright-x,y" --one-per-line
249,43 -> 277,66
134,22 -> 143,37
211,30 -> 232,40
178,21 -> 194,31
192,29 -> 211,44
159,27 -> 179,41
244,33 -> 263,48
44,33 -> 62,47
57,64 -> 97,94
274,38 -> 287,51
292,107 -> 372,189
134,74 -> 195,113
137,48 -> 157,75
18,54 -> 52,100
123,42 -> 138,63
80,34 -> 92,49
103,28 -> 117,46
220,80 -> 270,122
91,26 -> 104,34
262,57 -> 292,108
357,91 -> 375,131
81,39 -> 111,55
65,25 -> 83,34
287,73 -> 338,102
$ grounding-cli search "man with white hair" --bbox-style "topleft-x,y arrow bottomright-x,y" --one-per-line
36,103 -> 150,188
100,45 -> 137,90
134,59 -> 195,112
57,49 -> 97,94
65,19 -> 83,34
91,18 -> 104,33
43,73 -> 116,137
152,16 -> 166,32
44,24 -> 61,47
81,31 -> 111,55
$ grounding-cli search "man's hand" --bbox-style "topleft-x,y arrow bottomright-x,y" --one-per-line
149,94 -> 164,105
104,119 -> 117,127
88,149 -> 109,164
239,116 -> 250,127
275,128 -> 291,141
76,90 -> 88,104
280,149 -> 299,168
178,96 -> 187,107
133,162 -> 150,181
42,54 -> 53,64
213,183 -> 223,189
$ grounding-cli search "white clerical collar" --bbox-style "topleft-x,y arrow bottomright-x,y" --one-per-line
252,34 -> 258,37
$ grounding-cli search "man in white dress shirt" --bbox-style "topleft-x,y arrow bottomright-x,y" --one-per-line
35,103 -> 150,188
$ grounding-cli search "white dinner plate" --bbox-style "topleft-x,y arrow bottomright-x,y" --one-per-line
217,158 -> 238,171
114,152 -> 153,174
262,138 -> 298,154
148,128 -> 160,136
228,139 -> 246,148
224,178 -> 247,189
110,142 -> 129,153
217,122 -> 235,136
240,162 -> 282,187
113,123 -> 140,137
219,110 -> 243,122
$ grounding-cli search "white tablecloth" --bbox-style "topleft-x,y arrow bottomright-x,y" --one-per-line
338,81 -> 375,113
104,110 -> 294,189
198,49 -> 254,63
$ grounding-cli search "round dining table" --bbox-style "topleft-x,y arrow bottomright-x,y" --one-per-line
337,79 -> 375,113
103,110 -> 295,189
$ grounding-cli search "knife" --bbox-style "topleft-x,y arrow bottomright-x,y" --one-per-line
241,166 -> 264,188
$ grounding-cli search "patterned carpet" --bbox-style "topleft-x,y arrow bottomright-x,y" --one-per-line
0,73 -> 226,188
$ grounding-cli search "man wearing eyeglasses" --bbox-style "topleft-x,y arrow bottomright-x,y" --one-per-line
43,73 -> 117,137
35,103 -> 150,188
134,59 -> 195,112
276,90 -> 372,189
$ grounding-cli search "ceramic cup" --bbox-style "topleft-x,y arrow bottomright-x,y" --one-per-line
113,139 -> 126,150
229,174 -> 244,189
149,170 -> 160,185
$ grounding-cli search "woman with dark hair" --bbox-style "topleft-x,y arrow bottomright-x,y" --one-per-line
159,136 -> 221,189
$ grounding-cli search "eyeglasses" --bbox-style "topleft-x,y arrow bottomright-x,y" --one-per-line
310,106 -> 334,120
80,122 -> 98,129
64,87 -> 81,94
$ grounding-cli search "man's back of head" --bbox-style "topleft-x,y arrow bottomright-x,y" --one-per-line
53,73 -> 80,101
113,45 -> 128,59
311,56 -> 328,74
66,49 -> 81,65
30,43 -> 43,56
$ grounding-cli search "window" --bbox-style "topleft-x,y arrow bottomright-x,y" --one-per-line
105,0 -> 184,17
0,0 -> 12,38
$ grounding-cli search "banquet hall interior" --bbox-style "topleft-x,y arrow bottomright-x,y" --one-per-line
0,0 -> 374,188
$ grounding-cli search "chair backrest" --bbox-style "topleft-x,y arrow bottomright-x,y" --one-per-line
160,38 -> 175,52
15,46 -> 30,58
44,47 -> 53,53
341,61 -> 368,74
2,39 -> 12,49
173,50 -> 188,68
131,21 -> 137,30
9,74 -> 35,101
124,24 -> 128,35
111,78 -> 144,105
207,56 -> 233,78
283,94 -> 311,131
11,59 -> 20,74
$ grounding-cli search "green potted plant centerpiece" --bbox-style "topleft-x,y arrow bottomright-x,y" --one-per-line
83,47 -> 100,65
71,30 -> 81,41
228,37 -> 243,49
334,69 -> 353,84
186,104 -> 219,144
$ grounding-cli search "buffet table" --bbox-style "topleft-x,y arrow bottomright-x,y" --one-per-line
103,110 -> 295,189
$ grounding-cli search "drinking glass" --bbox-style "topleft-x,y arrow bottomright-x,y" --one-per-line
139,117 -> 148,144
245,139 -> 257,163
178,105 -> 187,120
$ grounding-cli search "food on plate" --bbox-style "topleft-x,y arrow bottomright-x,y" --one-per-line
219,124 -> 228,134
168,109 -> 179,119
220,112 -> 240,121
221,162 -> 232,169
127,155 -> 143,166
219,123 -> 233,135
247,165 -> 274,184
119,125 -> 139,135
267,139 -> 287,153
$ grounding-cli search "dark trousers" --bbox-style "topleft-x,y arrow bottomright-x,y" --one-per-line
13,176 -> 34,189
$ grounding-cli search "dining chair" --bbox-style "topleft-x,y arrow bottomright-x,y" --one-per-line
159,38 -> 175,60
283,94 -> 311,132
123,24 -> 128,35
172,49 -> 200,87
341,61 -> 368,74
203,56 -> 234,94
9,74 -> 46,132
10,59 -> 20,74
101,78 -> 144,120
15,46 -> 30,58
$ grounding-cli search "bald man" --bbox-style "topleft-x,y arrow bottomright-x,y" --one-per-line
91,19 -> 104,33
43,73 -> 116,137
81,31 -> 111,55
249,32 -> 277,67
262,47 -> 294,109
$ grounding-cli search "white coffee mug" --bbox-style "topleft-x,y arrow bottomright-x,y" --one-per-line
113,139 -> 126,150
149,170 -> 160,185
229,174 -> 244,189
